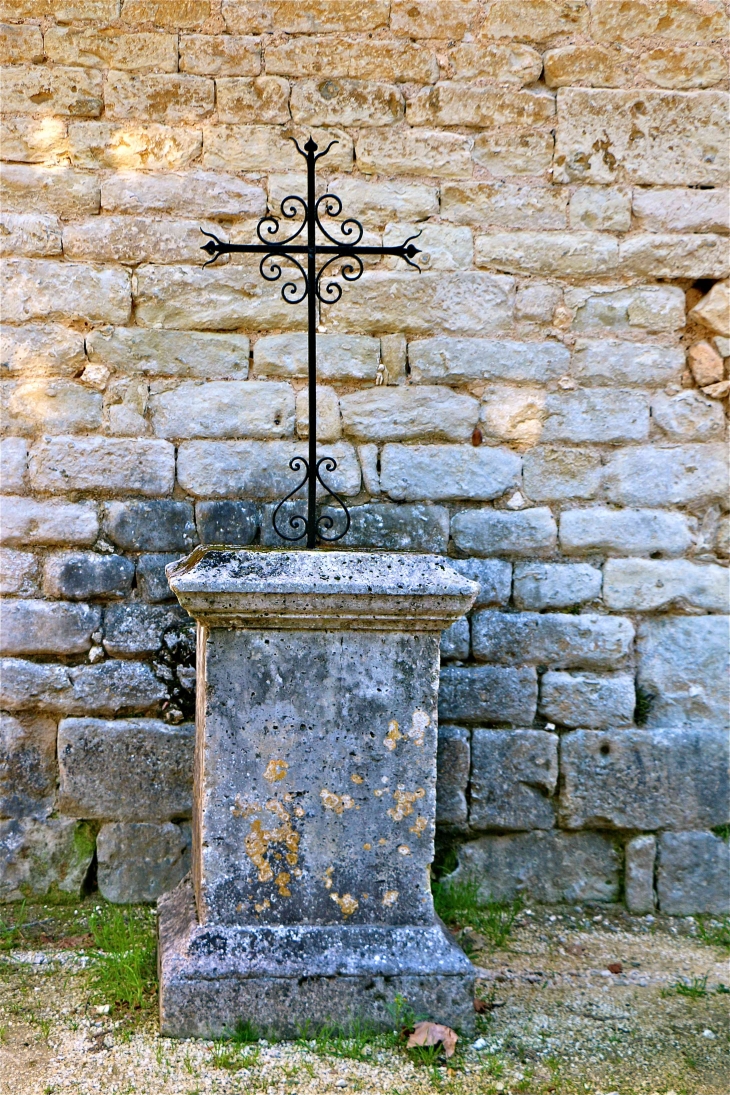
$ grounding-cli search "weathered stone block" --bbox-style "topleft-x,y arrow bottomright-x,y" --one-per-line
451,508 -> 557,557
383,222 -> 473,272
633,187 -> 729,233
337,504 -> 450,553
568,187 -> 632,231
625,835 -> 656,914
0,322 -> 86,378
0,22 -> 43,63
104,72 -> 214,123
103,604 -> 189,658
472,611 -> 634,670
97,821 -> 191,904
0,116 -> 69,164
101,169 -> 264,217
291,78 -> 403,127
436,725 -> 469,828
0,714 -> 56,820
439,665 -> 538,726
476,231 -> 617,277
569,284 -> 686,332
638,45 -> 727,90
544,43 -> 630,88
2,258 -> 131,324
604,559 -> 729,613
180,33 -> 261,76
591,1 -> 727,42
43,552 -> 134,601
523,447 -> 602,502
442,179 -> 566,229
542,390 -> 649,443
449,40 -> 542,83
30,437 -> 174,497
471,729 -> 557,832
0,212 -> 62,257
124,0 -> 210,27
619,233 -> 728,279
0,436 -> 26,492
652,390 -> 725,442
222,0 -> 390,34
560,507 -> 692,557
102,500 -> 196,553
515,284 -> 563,323
637,616 -> 729,729
340,387 -> 479,444
539,672 -> 635,729
5,378 -> 102,434
603,444 -> 728,507
408,338 -> 569,385
657,831 -> 730,916
561,727 -> 728,831
381,444 -> 521,503
178,441 -> 361,500
391,0 -> 478,38
514,563 -> 602,610
0,658 -> 167,715
472,130 -> 554,176
58,718 -> 193,821
295,385 -> 341,442
355,128 -> 473,178
63,215 -> 222,266
87,328 -> 249,380
149,380 -> 295,440
440,617 -> 469,662
0,599 -> 100,657
136,554 -> 179,602
446,559 -> 512,607
265,35 -> 437,82
44,26 -> 177,71
689,279 -> 729,336
0,497 -> 98,547
1,63 -> 102,116
0,818 -> 94,902
0,549 -> 38,596
196,501 -> 259,546
449,830 -> 620,904
571,340 -> 685,387
217,75 -> 290,125
203,124 -> 354,173
253,333 -> 379,381
408,84 -> 554,129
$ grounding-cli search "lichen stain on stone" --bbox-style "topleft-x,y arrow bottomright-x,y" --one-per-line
350,773 -> 364,784
383,719 -> 401,751
275,870 -> 291,897
373,788 -> 385,797
243,797 -> 300,886
397,844 -> 411,856
330,892 -> 358,918
323,865 -> 334,890
387,786 -> 426,822
363,842 -> 372,850
263,757 -> 288,782
409,815 -> 428,836
231,793 -> 259,818
320,788 -> 355,814
382,890 -> 399,907
409,709 -> 430,746
254,897 -> 270,914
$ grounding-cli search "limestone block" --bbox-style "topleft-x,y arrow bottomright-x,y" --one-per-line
355,129 -> 473,179
689,280 -> 729,336
381,444 -> 521,503
560,728 -> 728,832
408,84 -> 554,129
0,549 -> 38,595
44,27 -> 177,71
560,507 -> 692,557
451,508 -> 557,557
603,444 -> 728,506
68,121 -> 202,170
539,672 -> 635,729
472,131 -> 554,176
266,35 -> 437,82
91,331 -> 246,385
0,714 -> 56,820
391,0 -> 478,37
103,500 -> 197,552
216,76 -> 290,124
480,386 -> 546,447
639,47 -> 726,90
606,559 -> 729,614
572,340 -> 685,387
97,821 -> 191,904
569,188 -> 631,232
123,0 -> 210,27
440,617 -> 469,662
63,216 -> 222,265
523,447 -> 602,502
180,33 -> 260,76
619,233 -> 728,279
449,830 -> 619,905
136,554 -> 179,602
717,516 -> 730,558
472,611 -> 634,670
0,213 -> 62,257
340,387 -> 479,444
177,440 -> 361,499
43,552 -> 134,601
450,42 -> 542,84
309,176 -> 439,228
0,323 -> 87,378
440,182 -> 566,230
515,285 -> 563,323
476,232 -> 618,277
555,89 -> 729,186
0,64 -> 102,116
103,604 -> 189,658
253,333 -> 379,381
625,835 -> 656,914
591,1 -> 727,42
296,386 -> 341,442
514,563 -> 602,610
30,437 -> 175,496
484,0 -> 589,39
436,725 -> 469,828
0,818 -> 94,902
0,437 -> 26,492
638,616 -> 729,729
104,72 -> 214,123
542,390 -> 649,443
408,338 -> 569,385
657,831 -> 730,916
58,717 -> 193,820
633,188 -> 729,233
543,44 -> 631,88
203,125 -> 354,173
5,379 -> 102,433
0,117 -> 68,164
446,559 -> 512,607
0,23 -> 43,63
2,259 -> 131,324
383,222 -> 473,272
263,502 -> 450,553
439,665 -> 538,726
652,390 -> 725,442
0,658 -> 167,715
470,729 -> 557,831
688,340 -> 724,386
101,170 -> 264,218
569,285 -> 685,332
222,0 -> 390,34
291,79 -> 403,127
149,380 -> 295,440
196,501 -> 259,547
0,498 -> 98,547
0,599 -> 100,657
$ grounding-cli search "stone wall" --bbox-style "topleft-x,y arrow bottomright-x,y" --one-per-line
1,0 -> 728,914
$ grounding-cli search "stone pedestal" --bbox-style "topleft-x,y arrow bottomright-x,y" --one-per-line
159,549 -> 478,1038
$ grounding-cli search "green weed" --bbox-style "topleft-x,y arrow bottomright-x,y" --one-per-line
432,878 -> 523,948
671,974 -> 709,999
407,1041 -> 442,1067
86,904 -> 157,1013
310,1019 -> 382,1062
634,685 -> 654,726
697,915 -> 730,951
0,901 -> 27,951
711,823 -> 730,841
211,1040 -> 261,1071
223,1017 -> 261,1044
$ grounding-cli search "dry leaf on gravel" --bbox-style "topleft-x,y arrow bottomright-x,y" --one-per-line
406,1021 -> 458,1057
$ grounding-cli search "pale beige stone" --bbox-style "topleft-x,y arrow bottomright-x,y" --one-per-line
0,324 -> 87,379
567,285 -> 686,332
290,79 -> 403,128
449,42 -> 542,84
619,233 -> 729,278
104,73 -> 214,124
476,232 -> 618,276
101,170 -> 264,218
472,130 -> 554,176
44,27 -> 177,72
5,379 -> 103,434
340,387 -> 479,443
383,222 -> 472,271
2,260 -> 131,325
203,125 -> 354,172
481,387 -> 547,447
0,497 -> 99,547
0,22 -> 43,63
0,549 -> 38,595
149,380 -> 295,439
483,0 -> 589,39
216,76 -> 290,125
441,182 -> 567,229
63,217 -> 221,265
591,0 -> 727,42
0,214 -> 62,257
555,89 -> 729,186
0,64 -> 102,116
689,280 -> 730,336
0,437 -> 27,492
651,390 -> 725,442
222,0 -> 390,34
569,188 -> 631,232
0,165 -> 99,216
180,34 -> 261,76
121,0 -> 211,28
87,328 -> 250,379
688,341 -> 724,386
390,0 -> 478,38
296,386 -> 341,442
639,47 -> 727,90
68,122 -> 202,170
29,437 -> 175,496
2,0 -> 119,13
253,333 -> 379,381
177,439 -> 361,499
632,188 -> 729,233
408,84 -> 554,128
408,338 -> 568,385
703,379 -> 730,399
268,174 -> 438,229
266,35 -> 437,83
544,44 -> 632,88
0,117 -> 69,164
356,129 -> 472,178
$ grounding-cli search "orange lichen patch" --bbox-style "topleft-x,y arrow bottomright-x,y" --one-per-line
231,794 -> 259,818
383,718 -> 402,751
254,898 -> 271,914
397,844 -> 411,856
378,837 -> 387,846
409,815 -> 428,836
373,788 -> 385,797
323,865 -> 334,890
363,842 -> 372,850
294,805 -> 305,818
387,786 -> 426,822
409,709 -> 430,746
263,757 -> 288,782
382,890 -> 399,907
330,892 -> 358,918
350,773 -> 364,784
275,871 -> 291,897
320,788 -> 355,814
243,798 -> 300,887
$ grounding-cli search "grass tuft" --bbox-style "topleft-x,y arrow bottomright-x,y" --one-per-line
697,914 -> 730,951
432,878 -> 523,948
86,904 -> 157,1013
0,901 -> 27,952
211,1040 -> 261,1071
670,974 -> 709,999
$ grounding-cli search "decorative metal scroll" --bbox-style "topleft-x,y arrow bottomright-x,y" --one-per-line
200,136 -> 421,549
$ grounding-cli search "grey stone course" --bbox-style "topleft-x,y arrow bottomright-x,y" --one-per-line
440,616 -> 470,661
43,551 -> 135,600
196,501 -> 259,546
451,507 -> 557,557
103,500 -> 198,552
0,599 -> 101,656
542,390 -> 650,443
603,444 -> 728,507
513,562 -> 602,609
470,728 -> 557,832
0,713 -> 57,820
436,725 -> 470,829
102,604 -> 189,658
177,440 -> 361,500
657,832 -> 730,915
0,658 -> 167,715
0,549 -> 39,596
136,554 -> 180,602
472,611 -> 634,669
97,821 -> 191,904
604,559 -> 729,613
407,337 -> 569,384
381,444 -> 521,503
447,558 -> 512,606
440,665 -> 538,726
637,616 -> 729,729
539,672 -> 635,729
338,503 -> 450,553
522,447 -> 602,502
559,507 -> 693,557
571,340 -> 685,388
0,436 -> 27,492
624,835 -> 656,914
0,817 -> 95,901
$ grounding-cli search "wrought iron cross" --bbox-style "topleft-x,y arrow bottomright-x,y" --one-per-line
200,136 -> 421,549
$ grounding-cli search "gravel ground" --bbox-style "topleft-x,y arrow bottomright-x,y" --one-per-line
0,901 -> 728,1095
